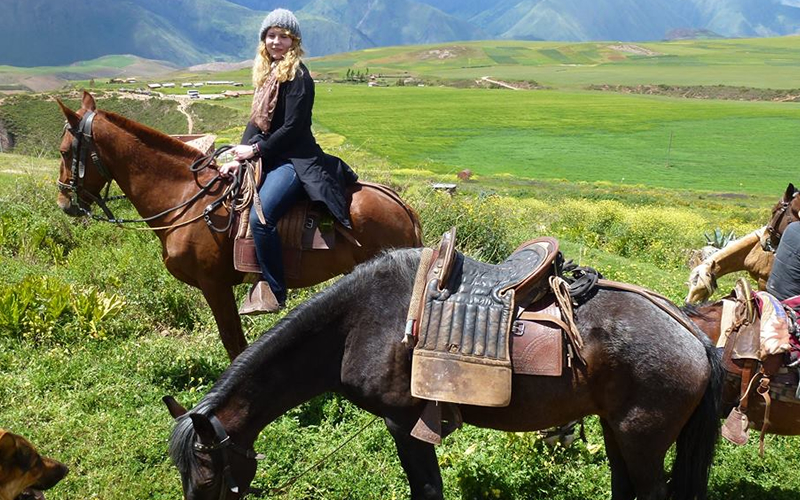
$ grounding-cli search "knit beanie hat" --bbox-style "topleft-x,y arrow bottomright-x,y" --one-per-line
259,8 -> 301,41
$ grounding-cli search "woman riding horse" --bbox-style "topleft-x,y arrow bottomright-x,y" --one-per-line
220,9 -> 358,315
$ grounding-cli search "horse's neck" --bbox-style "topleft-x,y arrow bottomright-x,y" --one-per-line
707,228 -> 764,275
101,120 -> 206,218
210,324 -> 345,445
743,242 -> 774,286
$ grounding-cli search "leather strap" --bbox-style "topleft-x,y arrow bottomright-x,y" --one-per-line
516,311 -> 571,334
756,375 -> 772,457
597,279 -> 698,333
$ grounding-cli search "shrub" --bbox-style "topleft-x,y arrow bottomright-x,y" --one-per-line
408,188 -> 519,263
0,275 -> 125,343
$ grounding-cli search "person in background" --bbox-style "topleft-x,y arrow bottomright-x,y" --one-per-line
767,221 -> 800,301
220,8 -> 358,315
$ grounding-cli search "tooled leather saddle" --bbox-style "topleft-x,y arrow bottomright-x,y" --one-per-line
408,227 -> 563,408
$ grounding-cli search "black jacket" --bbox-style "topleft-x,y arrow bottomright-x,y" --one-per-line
767,221 -> 800,301
242,62 -> 358,228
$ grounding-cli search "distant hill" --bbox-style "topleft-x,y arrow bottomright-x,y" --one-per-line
421,0 -> 800,40
3,0 -> 800,68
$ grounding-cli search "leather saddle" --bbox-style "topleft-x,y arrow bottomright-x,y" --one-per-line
233,200 -> 336,279
719,279 -> 800,452
409,227 -> 561,408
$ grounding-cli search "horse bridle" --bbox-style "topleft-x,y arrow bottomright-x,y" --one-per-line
57,113 -> 243,232
57,111 -> 119,220
192,413 -> 265,500
764,189 -> 799,251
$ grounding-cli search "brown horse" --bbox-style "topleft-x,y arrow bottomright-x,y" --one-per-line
684,299 -> 800,437
686,227 -> 774,303
761,182 -> 800,252
164,248 -> 723,500
55,92 -> 422,360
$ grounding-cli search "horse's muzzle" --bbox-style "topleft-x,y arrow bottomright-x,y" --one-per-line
57,193 -> 83,217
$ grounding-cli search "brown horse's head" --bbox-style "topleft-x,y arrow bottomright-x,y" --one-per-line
55,91 -> 112,217
761,182 -> 800,252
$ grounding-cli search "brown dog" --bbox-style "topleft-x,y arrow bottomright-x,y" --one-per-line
0,430 -> 68,500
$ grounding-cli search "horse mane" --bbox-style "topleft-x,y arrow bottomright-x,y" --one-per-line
99,109 -> 202,160
168,248 -> 421,471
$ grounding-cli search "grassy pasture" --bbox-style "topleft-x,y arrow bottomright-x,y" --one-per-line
312,84 -> 800,196
310,37 -> 800,89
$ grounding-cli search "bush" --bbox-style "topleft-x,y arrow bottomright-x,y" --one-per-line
0,275 -> 124,342
408,188 -> 520,263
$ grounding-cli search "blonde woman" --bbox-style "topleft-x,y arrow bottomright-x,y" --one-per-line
220,8 -> 358,314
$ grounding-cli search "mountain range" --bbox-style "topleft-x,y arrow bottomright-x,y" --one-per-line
3,0 -> 800,67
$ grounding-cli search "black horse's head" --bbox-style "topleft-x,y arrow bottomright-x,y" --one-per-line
163,397 -> 260,500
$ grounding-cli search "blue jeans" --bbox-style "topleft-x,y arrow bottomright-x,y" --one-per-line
250,162 -> 304,303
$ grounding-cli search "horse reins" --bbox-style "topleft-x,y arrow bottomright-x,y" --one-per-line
194,412 -> 379,498
59,114 -> 246,233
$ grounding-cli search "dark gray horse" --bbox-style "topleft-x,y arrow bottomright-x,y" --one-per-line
164,248 -> 723,500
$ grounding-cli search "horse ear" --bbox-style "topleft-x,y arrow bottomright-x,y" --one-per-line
163,395 -> 188,419
81,91 -> 97,111
0,433 -> 15,461
56,98 -> 81,130
189,414 -> 217,443
788,183 -> 796,197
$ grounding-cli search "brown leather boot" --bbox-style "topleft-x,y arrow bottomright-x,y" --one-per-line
239,281 -> 283,315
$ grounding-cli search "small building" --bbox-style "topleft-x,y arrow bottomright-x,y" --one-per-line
147,83 -> 162,89
181,82 -> 193,87
162,83 -> 175,88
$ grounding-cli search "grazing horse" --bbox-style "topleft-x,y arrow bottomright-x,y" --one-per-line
686,183 -> 800,304
683,299 -> 800,437
55,92 -> 422,360
686,227 -> 773,303
164,248 -> 723,500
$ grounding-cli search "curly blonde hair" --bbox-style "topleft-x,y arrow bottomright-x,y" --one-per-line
252,29 -> 305,87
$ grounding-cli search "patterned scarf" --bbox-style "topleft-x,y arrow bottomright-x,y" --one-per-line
250,66 -> 280,132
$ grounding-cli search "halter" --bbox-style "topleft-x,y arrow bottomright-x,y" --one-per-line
192,413 -> 265,499
764,189 -> 799,252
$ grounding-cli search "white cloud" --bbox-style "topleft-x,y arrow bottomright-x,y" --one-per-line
781,0 -> 800,7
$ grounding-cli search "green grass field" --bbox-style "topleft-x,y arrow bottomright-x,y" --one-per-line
310,37 -> 800,89
311,84 -> 800,196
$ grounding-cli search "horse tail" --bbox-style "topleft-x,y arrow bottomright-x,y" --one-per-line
670,335 -> 723,500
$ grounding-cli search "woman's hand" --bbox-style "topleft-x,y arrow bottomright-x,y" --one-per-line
218,160 -> 241,178
231,144 -> 256,162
